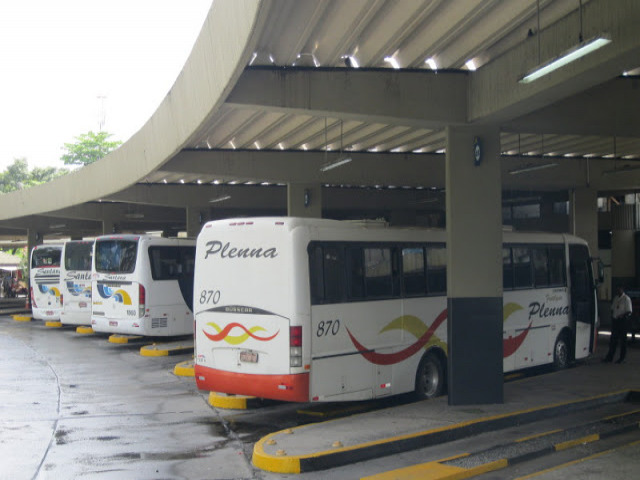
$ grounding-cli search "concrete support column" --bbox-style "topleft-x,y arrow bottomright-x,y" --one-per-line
101,214 -> 117,235
446,125 -> 503,405
287,183 -> 322,218
570,188 -> 598,259
186,207 -> 208,238
611,230 -> 635,289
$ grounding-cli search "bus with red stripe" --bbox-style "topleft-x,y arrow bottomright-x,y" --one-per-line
193,217 -> 597,402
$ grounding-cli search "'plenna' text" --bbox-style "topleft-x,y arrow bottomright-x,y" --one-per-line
205,241 -> 278,259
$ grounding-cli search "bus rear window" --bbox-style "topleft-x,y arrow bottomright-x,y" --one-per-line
32,248 -> 61,268
64,242 -> 93,271
95,240 -> 138,273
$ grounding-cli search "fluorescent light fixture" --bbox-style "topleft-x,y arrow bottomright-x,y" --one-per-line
254,141 -> 261,150
384,56 -> 400,69
520,36 -> 611,84
320,157 -> 352,172
249,52 -> 257,66
229,139 -> 236,149
508,162 -> 558,175
425,57 -> 438,70
465,59 -> 477,71
209,195 -> 231,203
125,213 -> 144,219
49,224 -> 66,229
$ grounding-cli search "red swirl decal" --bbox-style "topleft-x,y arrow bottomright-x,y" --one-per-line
347,309 -> 447,365
503,321 -> 532,358
203,322 -> 279,342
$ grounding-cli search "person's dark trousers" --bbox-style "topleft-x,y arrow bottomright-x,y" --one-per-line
605,315 -> 630,362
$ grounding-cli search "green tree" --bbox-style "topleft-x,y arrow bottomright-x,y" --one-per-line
0,158 -> 68,193
60,131 -> 122,166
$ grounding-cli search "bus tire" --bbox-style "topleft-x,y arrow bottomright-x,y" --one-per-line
415,352 -> 445,400
553,331 -> 572,370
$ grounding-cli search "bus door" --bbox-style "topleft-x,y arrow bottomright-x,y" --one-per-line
569,245 -> 596,357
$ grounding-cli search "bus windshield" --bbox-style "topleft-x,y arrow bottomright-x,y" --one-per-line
95,240 -> 138,274
65,242 -> 93,271
32,247 -> 61,268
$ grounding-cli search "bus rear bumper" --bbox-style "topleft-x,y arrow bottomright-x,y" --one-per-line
194,365 -> 310,403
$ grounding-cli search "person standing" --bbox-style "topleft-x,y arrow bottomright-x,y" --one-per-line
603,286 -> 633,364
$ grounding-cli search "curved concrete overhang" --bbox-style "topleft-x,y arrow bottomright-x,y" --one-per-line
0,0 -> 268,222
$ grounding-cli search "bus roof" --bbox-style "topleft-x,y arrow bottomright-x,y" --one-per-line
201,217 -> 587,246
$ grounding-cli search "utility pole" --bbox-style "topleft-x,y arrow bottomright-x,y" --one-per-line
97,95 -> 106,132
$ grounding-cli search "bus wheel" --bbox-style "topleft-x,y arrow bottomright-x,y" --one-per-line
553,332 -> 572,370
415,353 -> 444,400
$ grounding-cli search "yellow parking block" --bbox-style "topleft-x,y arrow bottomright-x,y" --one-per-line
108,334 -> 145,344
76,326 -> 94,334
13,315 -> 32,322
173,360 -> 195,377
209,391 -> 261,410
45,321 -> 63,328
140,342 -> 194,357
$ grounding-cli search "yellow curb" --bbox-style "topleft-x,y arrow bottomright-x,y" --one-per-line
209,391 -> 259,410
45,321 -> 63,328
140,342 -> 193,357
76,326 -> 94,334
252,389 -> 637,474
173,360 -> 195,377
108,334 -> 144,344
13,315 -> 32,322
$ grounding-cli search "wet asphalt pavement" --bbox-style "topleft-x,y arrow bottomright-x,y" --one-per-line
0,317 -> 263,479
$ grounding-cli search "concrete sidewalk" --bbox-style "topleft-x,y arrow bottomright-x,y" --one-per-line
254,337 -> 640,474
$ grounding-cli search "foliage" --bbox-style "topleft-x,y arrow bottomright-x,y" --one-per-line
0,158 -> 68,193
60,131 -> 122,166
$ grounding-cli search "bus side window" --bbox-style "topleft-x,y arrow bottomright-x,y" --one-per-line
426,246 -> 446,294
323,245 -> 345,303
532,247 -> 550,287
503,247 -> 514,290
402,247 -> 426,296
364,247 -> 392,298
346,247 -> 365,300
548,246 -> 565,286
308,245 -> 325,304
513,247 -> 533,288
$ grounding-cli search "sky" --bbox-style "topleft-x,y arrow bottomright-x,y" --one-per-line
0,0 -> 213,171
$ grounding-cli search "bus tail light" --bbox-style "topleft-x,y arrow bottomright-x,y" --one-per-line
139,284 -> 146,318
30,288 -> 37,308
60,294 -> 64,306
290,326 -> 302,367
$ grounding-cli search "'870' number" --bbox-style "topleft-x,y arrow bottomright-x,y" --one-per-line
199,290 -> 221,305
316,319 -> 340,337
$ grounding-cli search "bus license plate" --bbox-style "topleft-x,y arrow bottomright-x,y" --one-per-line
240,351 -> 258,363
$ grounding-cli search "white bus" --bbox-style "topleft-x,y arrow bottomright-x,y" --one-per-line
193,217 -> 597,403
59,240 -> 94,326
91,234 -> 196,336
30,244 -> 63,321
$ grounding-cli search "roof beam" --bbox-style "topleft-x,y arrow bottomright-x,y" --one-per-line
162,149 -> 446,187
226,67 -> 468,128
470,0 -> 640,124
503,77 -> 640,137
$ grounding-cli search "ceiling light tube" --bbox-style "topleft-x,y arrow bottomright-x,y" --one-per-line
520,36 -> 611,84
320,157 -> 352,172
508,162 -> 558,175
209,195 -> 231,203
